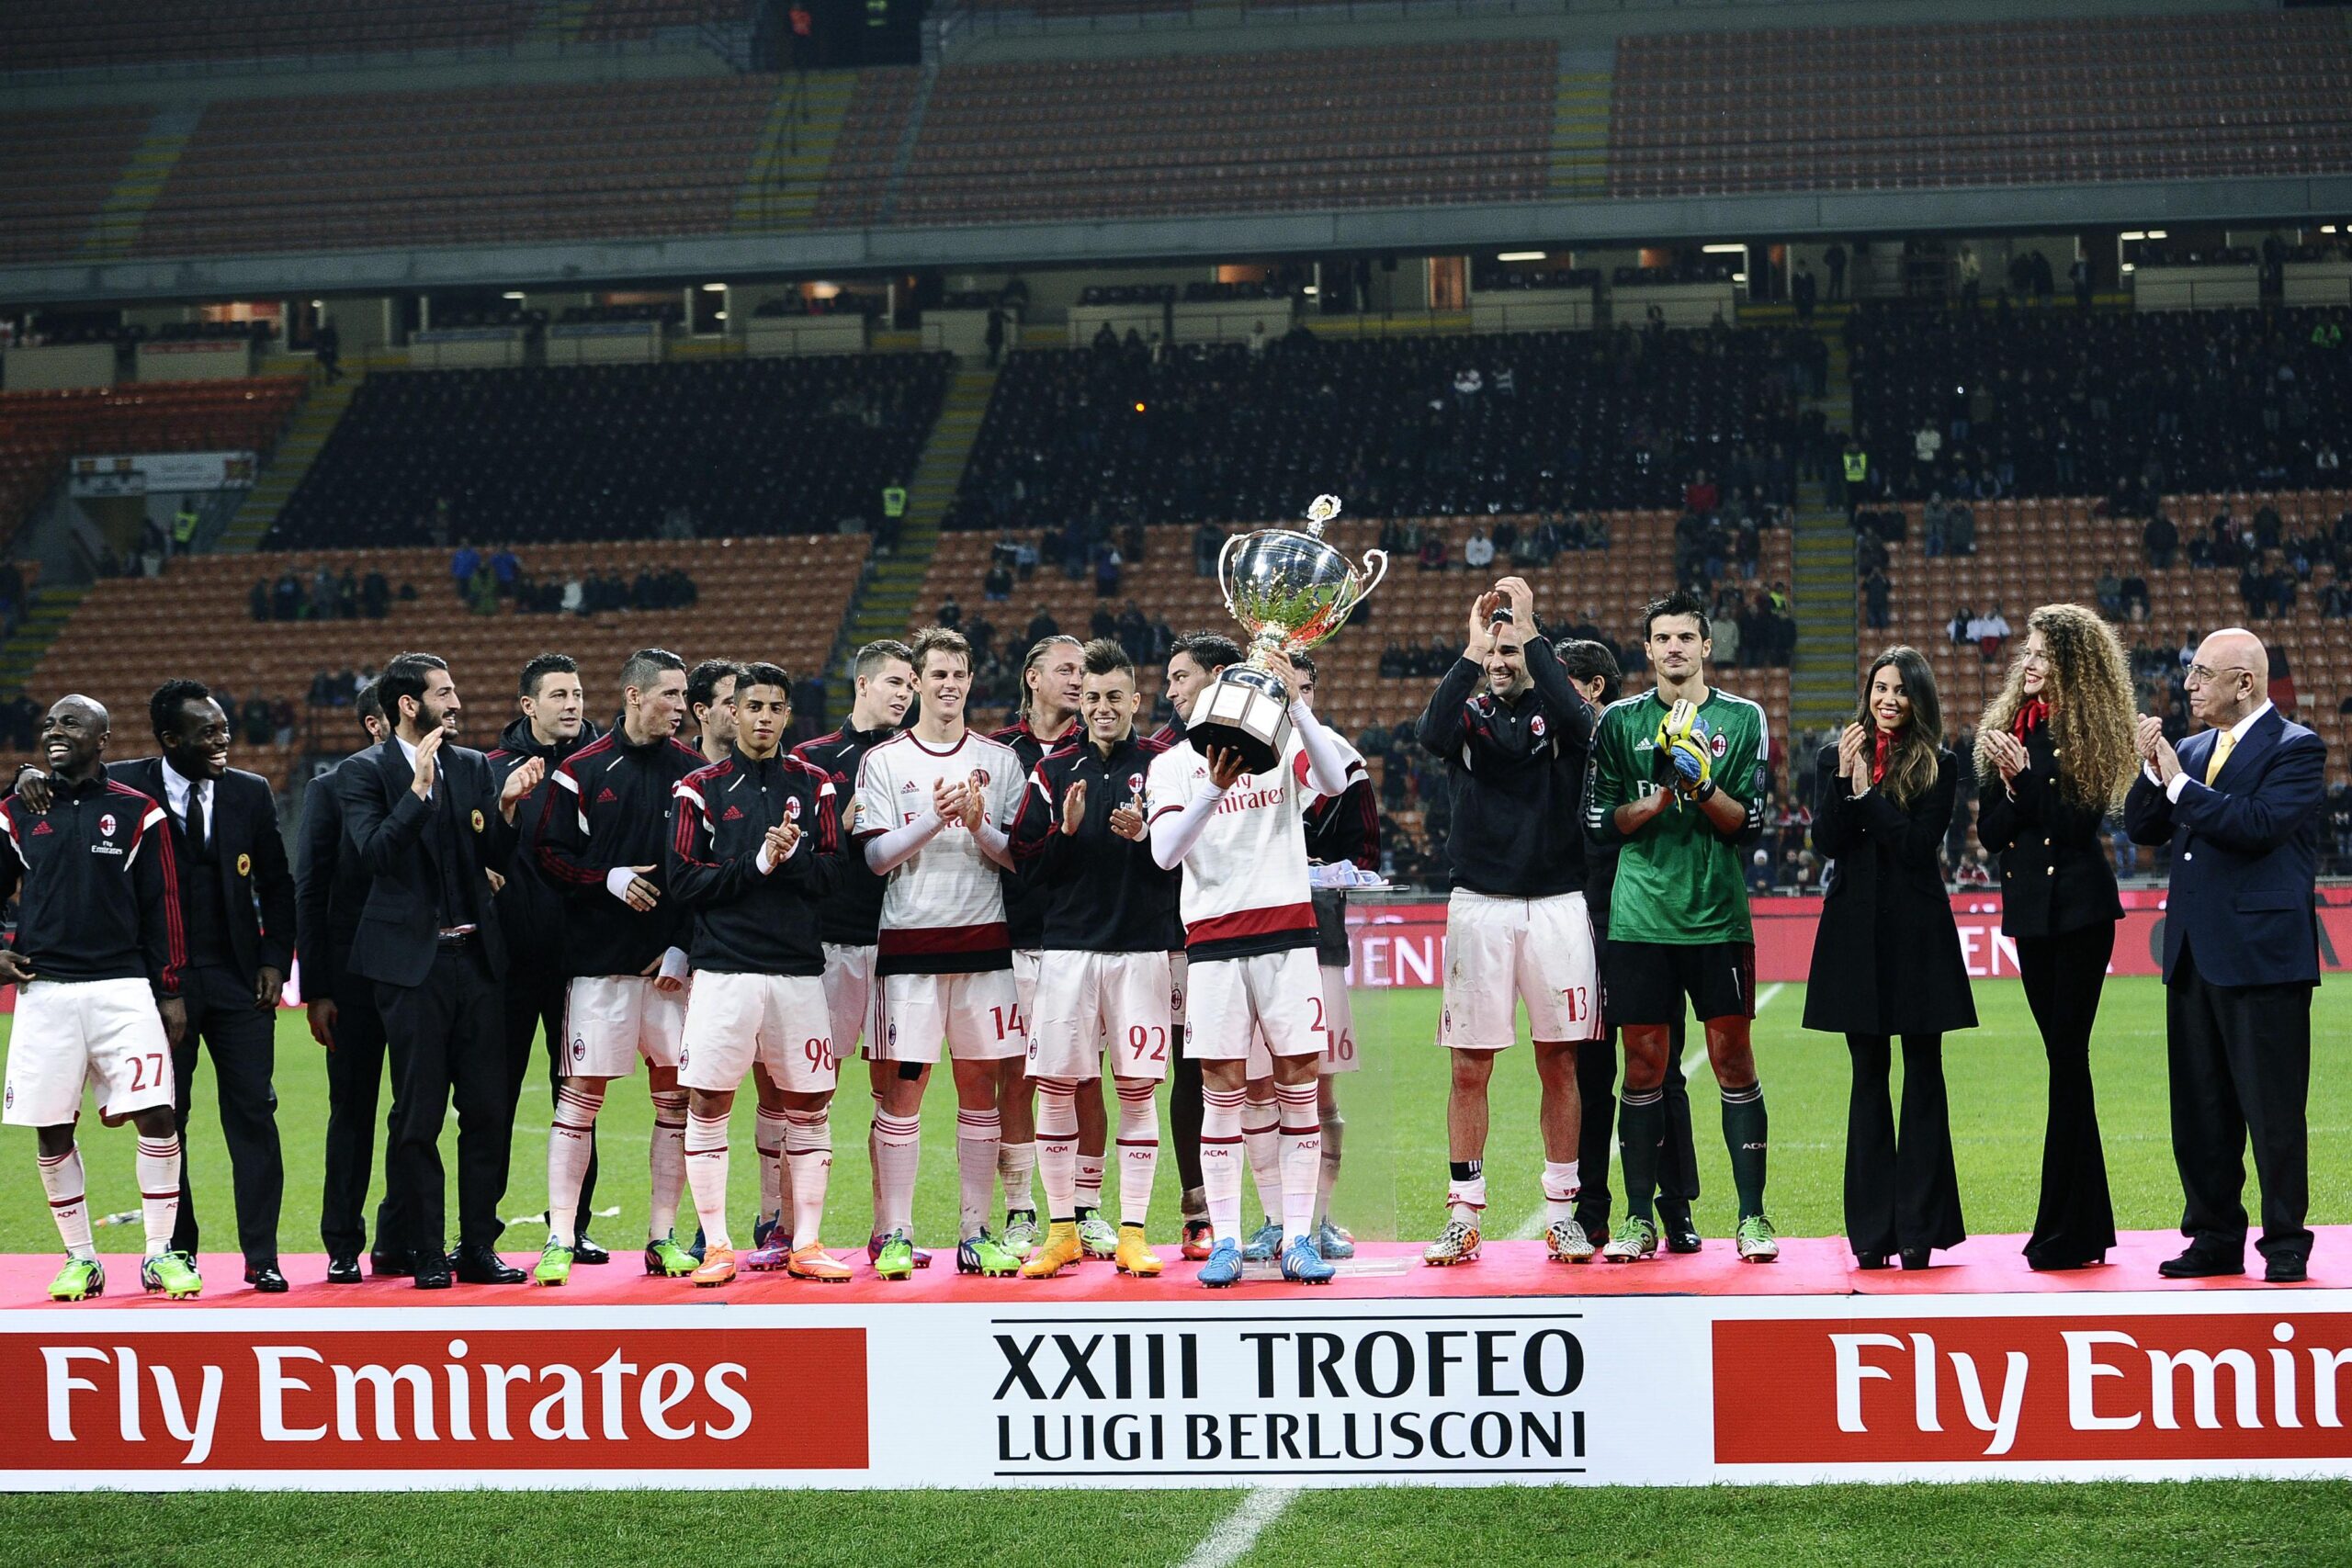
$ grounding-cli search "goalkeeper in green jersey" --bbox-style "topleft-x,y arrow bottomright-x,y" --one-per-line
1584,588 -> 1780,1264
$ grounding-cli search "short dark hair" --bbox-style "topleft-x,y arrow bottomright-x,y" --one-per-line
378,653 -> 448,719
686,658 -> 744,714
1290,651 -> 1317,680
518,652 -> 577,701
356,682 -> 385,728
854,639 -> 914,681
1081,637 -> 1134,679
619,647 -> 686,694
736,661 -> 792,700
1557,639 -> 1623,705
909,625 -> 972,672
1170,630 -> 1244,672
149,678 -> 212,739
1643,589 -> 1711,642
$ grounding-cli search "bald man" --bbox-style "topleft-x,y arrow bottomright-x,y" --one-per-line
2125,628 -> 2327,1284
0,696 -> 197,1302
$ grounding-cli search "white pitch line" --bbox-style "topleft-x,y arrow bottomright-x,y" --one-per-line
1511,984 -> 1785,1240
1180,1487 -> 1301,1568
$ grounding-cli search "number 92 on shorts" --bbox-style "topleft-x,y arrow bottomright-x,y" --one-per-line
1028,950 -> 1175,1082
677,971 -> 838,1092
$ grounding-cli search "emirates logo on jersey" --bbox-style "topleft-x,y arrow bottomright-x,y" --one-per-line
97,813 -> 117,836
785,796 -> 803,821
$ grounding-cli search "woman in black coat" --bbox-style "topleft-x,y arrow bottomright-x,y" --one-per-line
1974,604 -> 2138,1270
1805,647 -> 1977,1269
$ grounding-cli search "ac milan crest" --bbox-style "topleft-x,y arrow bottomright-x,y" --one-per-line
97,813 -> 116,836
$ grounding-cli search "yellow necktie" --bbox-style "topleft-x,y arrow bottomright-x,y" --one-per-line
2203,729 -> 2236,786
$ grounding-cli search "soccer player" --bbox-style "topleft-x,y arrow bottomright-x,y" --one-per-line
532,648 -> 709,1285
852,626 -> 1028,1279
487,653 -> 607,1264
1148,632 -> 1361,1286
1416,578 -> 1605,1266
1293,654 -> 1377,1260
1586,589 -> 1779,1263
794,638 -> 915,1266
1008,638 -> 1178,1279
989,634 -> 1084,1258
668,663 -> 849,1285
0,696 -> 194,1302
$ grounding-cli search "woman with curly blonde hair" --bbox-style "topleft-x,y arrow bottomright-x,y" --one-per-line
1976,603 -> 2137,1270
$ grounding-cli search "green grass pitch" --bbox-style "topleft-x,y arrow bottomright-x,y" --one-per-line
3,976 -> 2348,1565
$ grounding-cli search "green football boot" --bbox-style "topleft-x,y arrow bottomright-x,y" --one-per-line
534,1238 -> 574,1288
49,1257 -> 105,1302
1076,1212 -> 1120,1261
956,1228 -> 1022,1278
872,1228 -> 917,1280
141,1251 -> 203,1299
644,1234 -> 697,1278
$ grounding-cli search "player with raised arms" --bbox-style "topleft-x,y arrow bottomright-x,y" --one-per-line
667,662 -> 848,1286
852,626 -> 1028,1280
1008,638 -> 1179,1279
1586,589 -> 1779,1263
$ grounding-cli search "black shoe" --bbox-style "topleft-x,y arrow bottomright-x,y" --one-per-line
2026,1247 -> 2107,1272
1574,1213 -> 1611,1249
413,1255 -> 454,1290
573,1235 -> 611,1266
369,1249 -> 413,1279
2157,1247 -> 2244,1280
1899,1247 -> 1934,1271
324,1255 -> 363,1285
453,1245 -> 526,1285
1854,1251 -> 1890,1270
243,1264 -> 288,1293
1657,1202 -> 1702,1254
2265,1255 -> 2309,1284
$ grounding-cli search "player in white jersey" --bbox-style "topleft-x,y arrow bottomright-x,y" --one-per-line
851,626 -> 1028,1280
1147,632 -> 1361,1287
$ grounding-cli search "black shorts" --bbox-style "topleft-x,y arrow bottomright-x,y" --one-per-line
1602,940 -> 1757,1028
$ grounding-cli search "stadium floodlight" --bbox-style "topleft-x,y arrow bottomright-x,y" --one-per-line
503,291 -> 526,300
1496,251 -> 1545,262
701,283 -> 727,292
1702,243 -> 1745,254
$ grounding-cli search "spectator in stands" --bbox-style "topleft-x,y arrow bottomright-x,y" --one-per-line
1463,527 -> 1495,572
1712,599 -> 1744,667
1116,602 -> 1150,662
983,561 -> 1012,602
451,544 -> 480,597
938,593 -> 962,630
1793,262 -> 1817,322
1094,546 -> 1122,598
1865,569 -> 1893,631
314,320 -> 340,384
1825,243 -> 1848,301
984,308 -> 1005,369
2119,570 -> 2150,623
1025,604 -> 1058,648
271,571 -> 303,622
1417,533 -> 1447,572
250,580 -> 269,622
1967,604 -> 2012,664
241,693 -> 273,748
2096,567 -> 2123,622
1193,521 -> 1223,577
272,699 -> 297,748
2144,511 -> 2179,571
309,669 -> 334,707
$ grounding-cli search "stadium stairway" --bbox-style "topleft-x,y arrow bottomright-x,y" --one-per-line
1791,491 -> 1859,732
82,106 -> 203,262
730,72 -> 856,233
1549,51 -> 1611,198
218,359 -> 368,552
827,360 -> 995,704
0,584 -> 89,698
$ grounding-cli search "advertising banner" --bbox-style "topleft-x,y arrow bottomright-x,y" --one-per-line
6,1292 -> 2349,1489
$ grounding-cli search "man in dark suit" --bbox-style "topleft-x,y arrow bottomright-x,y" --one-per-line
2126,627 -> 2327,1284
345,652 -> 544,1289
24,681 -> 297,1291
299,685 -> 409,1283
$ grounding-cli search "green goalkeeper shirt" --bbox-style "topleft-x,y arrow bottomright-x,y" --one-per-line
1584,686 -> 1770,945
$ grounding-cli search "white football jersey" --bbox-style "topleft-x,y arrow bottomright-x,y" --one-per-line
852,729 -> 1024,975
1146,733 -> 1341,961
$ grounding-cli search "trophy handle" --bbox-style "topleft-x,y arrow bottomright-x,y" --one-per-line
1215,530 -> 1247,624
1354,547 -> 1391,606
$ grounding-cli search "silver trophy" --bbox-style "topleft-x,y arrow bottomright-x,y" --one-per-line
1190,494 -> 1389,775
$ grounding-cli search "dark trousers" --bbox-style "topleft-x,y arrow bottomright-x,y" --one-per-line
2018,921 -> 2118,1265
319,976 -> 410,1258
379,942 -> 510,1255
2167,942 -> 2312,1263
1573,1018 -> 1698,1226
1170,1049 -> 1204,1192
1844,1033 -> 1965,1255
503,964 -> 594,1235
167,962 -> 284,1268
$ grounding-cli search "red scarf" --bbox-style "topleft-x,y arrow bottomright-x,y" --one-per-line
2011,697 -> 2050,740
1871,728 -> 1894,784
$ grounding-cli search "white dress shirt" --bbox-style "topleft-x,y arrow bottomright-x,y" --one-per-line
2147,700 -> 2271,803
159,757 -> 213,840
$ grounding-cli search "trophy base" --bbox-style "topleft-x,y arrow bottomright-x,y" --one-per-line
1188,667 -> 1290,777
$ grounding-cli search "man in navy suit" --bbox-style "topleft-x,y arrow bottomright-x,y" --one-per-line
2126,627 -> 2326,1283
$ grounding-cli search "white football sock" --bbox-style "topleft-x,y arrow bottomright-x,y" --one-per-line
1115,1081 -> 1159,1228
999,1137 -> 1037,1219
1201,1087 -> 1246,1244
872,1110 -> 922,1236
785,1108 -> 832,1250
40,1145 -> 94,1258
1543,1159 -> 1582,1226
1242,1099 -> 1283,1227
546,1080 -> 605,1248
648,1088 -> 689,1242
956,1107 -> 1001,1241
1034,1081 -> 1080,1222
135,1135 -> 182,1258
684,1111 -> 731,1253
756,1105 -> 790,1224
1276,1081 -> 1321,1247
1446,1168 -> 1487,1227
1075,1153 -> 1105,1214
